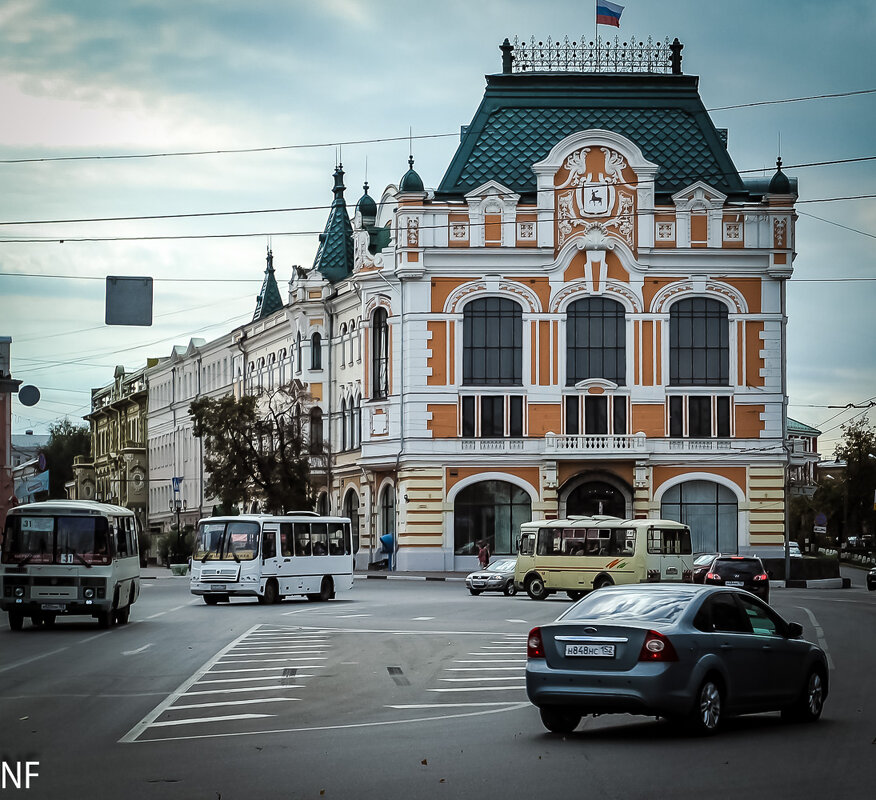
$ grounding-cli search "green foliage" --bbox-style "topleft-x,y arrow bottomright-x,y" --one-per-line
833,416 -> 876,543
189,382 -> 314,515
41,418 -> 91,499
159,526 -> 196,565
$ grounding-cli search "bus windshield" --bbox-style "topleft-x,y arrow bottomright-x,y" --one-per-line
2,515 -> 112,566
194,521 -> 260,561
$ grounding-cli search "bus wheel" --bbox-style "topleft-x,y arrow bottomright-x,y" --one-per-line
115,604 -> 130,625
30,613 -> 44,627
592,576 -> 614,591
259,580 -> 279,605
318,577 -> 334,602
96,609 -> 114,629
204,594 -> 221,605
8,611 -> 24,632
526,574 -> 549,601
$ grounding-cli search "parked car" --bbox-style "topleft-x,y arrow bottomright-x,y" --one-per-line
867,565 -> 876,591
700,555 -> 770,602
465,558 -> 518,596
526,584 -> 828,735
690,554 -> 721,583
788,542 -> 803,558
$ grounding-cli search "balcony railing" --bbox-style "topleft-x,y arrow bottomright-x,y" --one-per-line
545,434 -> 647,452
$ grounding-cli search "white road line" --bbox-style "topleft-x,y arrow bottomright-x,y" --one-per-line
119,623 -> 263,743
185,685 -> 301,696
122,643 -> 154,656
208,666 -> 308,674
0,647 -> 71,674
196,675 -> 314,685
171,697 -> 301,710
411,617 -> 434,621
428,686 -> 525,692
467,652 -> 524,656
454,659 -> 524,664
797,606 -> 836,670
444,667 -> 522,672
440,676 -> 523,682
229,650 -> 327,655
218,657 -> 327,664
387,703 -> 521,709
149,713 -> 276,727
335,614 -> 371,618
506,619 -> 528,623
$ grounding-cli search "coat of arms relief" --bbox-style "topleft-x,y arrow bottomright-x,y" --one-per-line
556,146 -> 635,248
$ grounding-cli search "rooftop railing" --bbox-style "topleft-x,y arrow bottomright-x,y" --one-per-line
501,35 -> 683,75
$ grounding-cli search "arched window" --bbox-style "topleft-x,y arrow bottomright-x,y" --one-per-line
353,394 -> 361,448
316,492 -> 329,516
311,332 -> 322,370
372,308 -> 389,399
309,407 -> 323,453
565,480 -> 627,517
349,320 -> 357,365
670,298 -> 729,386
453,480 -> 531,556
296,331 -> 302,373
566,297 -> 626,385
463,298 -> 522,385
343,488 -> 360,554
340,397 -> 348,451
661,480 -> 738,553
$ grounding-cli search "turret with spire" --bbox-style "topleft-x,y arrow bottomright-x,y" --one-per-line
252,246 -> 284,321
313,164 -> 355,283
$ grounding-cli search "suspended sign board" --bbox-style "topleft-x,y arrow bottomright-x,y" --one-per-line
106,276 -> 153,326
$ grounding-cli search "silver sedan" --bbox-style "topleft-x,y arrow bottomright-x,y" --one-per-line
526,583 -> 828,735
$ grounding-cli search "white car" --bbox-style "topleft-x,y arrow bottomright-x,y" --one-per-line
788,542 -> 802,558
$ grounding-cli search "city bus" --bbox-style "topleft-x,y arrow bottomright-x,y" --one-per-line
514,516 -> 693,600
190,514 -> 354,604
1,500 -> 141,630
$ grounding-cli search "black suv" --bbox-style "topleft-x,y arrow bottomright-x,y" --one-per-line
701,555 -> 770,602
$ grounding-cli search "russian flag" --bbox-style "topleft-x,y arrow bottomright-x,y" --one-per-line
596,0 -> 624,27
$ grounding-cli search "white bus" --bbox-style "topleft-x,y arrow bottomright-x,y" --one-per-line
1,500 -> 141,630
190,514 -> 354,605
514,516 -> 693,600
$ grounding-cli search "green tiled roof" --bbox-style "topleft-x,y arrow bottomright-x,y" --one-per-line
787,418 -> 821,436
437,73 -> 748,200
252,248 -> 284,321
313,165 -> 354,284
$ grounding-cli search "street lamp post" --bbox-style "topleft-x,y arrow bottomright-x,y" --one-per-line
169,498 -> 187,560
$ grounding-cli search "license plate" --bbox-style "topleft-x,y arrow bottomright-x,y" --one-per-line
565,643 -> 615,658
41,603 -> 65,611
726,581 -> 744,586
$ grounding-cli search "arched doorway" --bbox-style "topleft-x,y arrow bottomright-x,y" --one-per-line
565,480 -> 627,518
342,488 -> 360,556
453,480 -> 532,557
660,480 -> 738,553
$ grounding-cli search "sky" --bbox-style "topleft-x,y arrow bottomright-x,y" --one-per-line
1,0 -> 875,457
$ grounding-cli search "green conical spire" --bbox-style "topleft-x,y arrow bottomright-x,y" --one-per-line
313,164 -> 354,283
252,246 -> 284,321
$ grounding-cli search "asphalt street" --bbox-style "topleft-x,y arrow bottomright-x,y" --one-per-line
0,569 -> 872,800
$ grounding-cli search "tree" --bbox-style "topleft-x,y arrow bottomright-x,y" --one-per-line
40,418 -> 91,499
190,382 -> 315,515
832,416 -> 876,545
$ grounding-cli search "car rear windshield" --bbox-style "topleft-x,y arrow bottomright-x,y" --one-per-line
712,558 -> 762,577
560,590 -> 694,624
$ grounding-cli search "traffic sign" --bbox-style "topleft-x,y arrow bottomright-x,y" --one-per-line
814,512 -> 828,527
813,525 -> 827,534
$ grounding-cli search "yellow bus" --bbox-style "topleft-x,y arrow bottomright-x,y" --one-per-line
514,516 -> 693,600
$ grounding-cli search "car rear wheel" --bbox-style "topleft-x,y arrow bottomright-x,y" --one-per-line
525,574 -> 548,601
687,677 -> 722,735
782,667 -> 825,723
504,581 -> 518,597
539,707 -> 581,735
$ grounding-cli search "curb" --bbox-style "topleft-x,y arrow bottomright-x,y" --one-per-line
356,574 -> 466,583
772,577 -> 850,590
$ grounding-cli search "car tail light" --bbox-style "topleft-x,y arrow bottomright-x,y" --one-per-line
527,627 -> 544,659
705,572 -> 722,581
638,630 -> 678,662
753,573 -> 769,582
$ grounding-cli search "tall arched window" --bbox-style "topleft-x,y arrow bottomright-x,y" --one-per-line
309,407 -> 323,453
343,488 -> 360,554
380,484 -> 395,542
670,298 -> 729,386
340,397 -> 348,451
372,308 -> 389,399
453,480 -> 531,556
353,394 -> 361,448
295,331 -> 302,373
463,298 -> 522,385
661,480 -> 738,553
311,332 -> 322,370
566,297 -> 626,385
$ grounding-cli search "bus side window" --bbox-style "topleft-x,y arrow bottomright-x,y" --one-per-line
280,523 -> 294,556
328,526 -> 344,555
647,528 -> 661,555
262,530 -> 277,560
115,520 -> 129,557
126,518 -> 136,559
343,523 -> 352,555
294,523 -> 311,556
311,523 -> 328,556
536,529 -> 551,556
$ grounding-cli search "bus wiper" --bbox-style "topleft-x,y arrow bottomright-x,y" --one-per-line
70,549 -> 92,569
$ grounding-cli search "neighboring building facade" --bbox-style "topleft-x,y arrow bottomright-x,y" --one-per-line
1,337 -> 22,523
72,364 -> 150,543
137,38 -> 803,571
